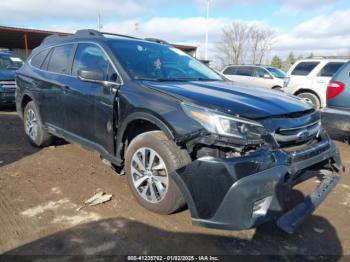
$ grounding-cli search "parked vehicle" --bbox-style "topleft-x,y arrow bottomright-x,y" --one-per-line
0,50 -> 23,105
322,60 -> 350,134
282,58 -> 348,109
221,64 -> 286,89
16,30 -> 342,233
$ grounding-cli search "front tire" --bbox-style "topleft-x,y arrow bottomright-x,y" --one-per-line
24,101 -> 52,147
125,131 -> 191,214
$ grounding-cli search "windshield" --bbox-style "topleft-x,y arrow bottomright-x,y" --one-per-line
108,40 -> 223,81
266,67 -> 286,79
0,55 -> 23,70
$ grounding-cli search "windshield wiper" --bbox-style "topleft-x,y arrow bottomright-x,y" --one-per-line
134,76 -> 222,82
134,76 -> 191,82
161,77 -> 222,82
134,76 -> 161,81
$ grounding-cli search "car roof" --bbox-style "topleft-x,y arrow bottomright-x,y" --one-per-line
0,50 -> 14,56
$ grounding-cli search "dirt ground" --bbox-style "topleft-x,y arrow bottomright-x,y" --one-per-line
0,107 -> 350,259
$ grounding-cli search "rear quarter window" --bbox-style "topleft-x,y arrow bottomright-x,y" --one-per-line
291,62 -> 319,76
319,62 -> 345,77
30,49 -> 50,69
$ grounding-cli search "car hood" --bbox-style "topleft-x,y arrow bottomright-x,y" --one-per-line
0,70 -> 16,80
143,80 -> 314,119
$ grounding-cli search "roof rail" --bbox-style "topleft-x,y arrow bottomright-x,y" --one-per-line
101,32 -> 141,40
75,29 -> 103,37
41,29 -> 104,45
144,38 -> 170,45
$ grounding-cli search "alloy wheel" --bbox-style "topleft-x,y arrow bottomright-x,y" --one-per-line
131,147 -> 169,203
25,109 -> 38,141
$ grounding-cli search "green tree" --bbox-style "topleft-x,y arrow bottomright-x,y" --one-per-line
271,55 -> 283,69
282,52 -> 296,72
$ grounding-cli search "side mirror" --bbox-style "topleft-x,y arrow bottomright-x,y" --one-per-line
264,74 -> 272,79
78,68 -> 105,83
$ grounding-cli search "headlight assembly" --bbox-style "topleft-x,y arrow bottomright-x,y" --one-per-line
181,103 -> 267,143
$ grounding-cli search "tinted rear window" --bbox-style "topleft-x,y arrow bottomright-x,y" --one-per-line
47,44 -> 73,74
319,62 -> 345,77
236,66 -> 254,76
223,66 -> 238,75
31,49 -> 50,69
291,62 -> 319,76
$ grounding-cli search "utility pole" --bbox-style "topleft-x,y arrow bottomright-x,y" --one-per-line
134,22 -> 139,35
97,12 -> 103,31
205,0 -> 211,60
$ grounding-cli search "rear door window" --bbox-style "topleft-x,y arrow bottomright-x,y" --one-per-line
223,66 -> 238,75
291,62 -> 319,76
47,44 -> 74,74
236,66 -> 254,76
319,62 -> 345,77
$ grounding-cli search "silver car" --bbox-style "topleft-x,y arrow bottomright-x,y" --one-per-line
222,65 -> 286,89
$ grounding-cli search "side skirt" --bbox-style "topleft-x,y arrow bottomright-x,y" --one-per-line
46,124 -> 122,166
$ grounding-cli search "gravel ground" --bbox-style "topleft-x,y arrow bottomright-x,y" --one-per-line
0,108 -> 349,258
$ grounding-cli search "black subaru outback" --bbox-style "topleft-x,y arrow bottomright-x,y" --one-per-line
16,30 -> 343,233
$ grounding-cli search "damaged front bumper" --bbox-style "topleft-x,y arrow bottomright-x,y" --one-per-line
171,131 -> 343,233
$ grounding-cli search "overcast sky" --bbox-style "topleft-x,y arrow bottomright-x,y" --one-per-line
1,0 -> 350,62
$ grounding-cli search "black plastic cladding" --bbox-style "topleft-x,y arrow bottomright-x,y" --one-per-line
171,133 -> 341,231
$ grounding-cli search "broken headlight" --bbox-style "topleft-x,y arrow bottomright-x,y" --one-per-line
182,103 -> 267,143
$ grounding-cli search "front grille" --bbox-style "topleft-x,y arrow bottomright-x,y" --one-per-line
0,80 -> 16,89
274,121 -> 321,147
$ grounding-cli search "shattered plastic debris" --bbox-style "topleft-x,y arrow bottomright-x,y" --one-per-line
77,192 -> 112,211
313,227 -> 324,234
101,158 -> 111,166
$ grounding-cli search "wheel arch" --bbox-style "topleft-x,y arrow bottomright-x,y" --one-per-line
294,89 -> 321,102
272,85 -> 282,90
115,111 -> 176,164
20,93 -> 34,118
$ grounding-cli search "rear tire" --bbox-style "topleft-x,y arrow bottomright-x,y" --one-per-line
125,131 -> 191,214
24,101 -> 52,147
297,92 -> 320,109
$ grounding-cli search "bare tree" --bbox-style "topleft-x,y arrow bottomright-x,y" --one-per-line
216,22 -> 251,66
249,25 -> 275,64
216,22 -> 275,67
